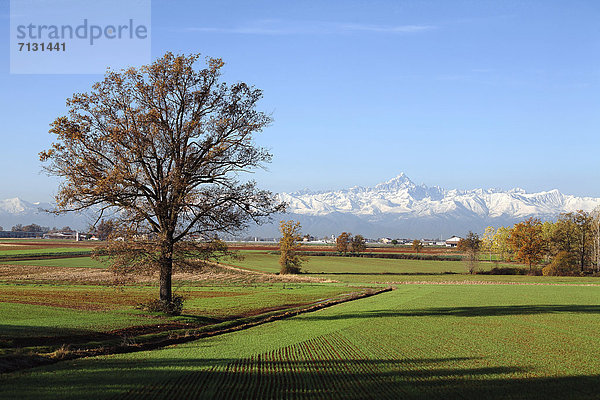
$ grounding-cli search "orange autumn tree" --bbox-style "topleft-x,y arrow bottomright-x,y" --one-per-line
509,217 -> 545,272
411,239 -> 423,255
278,220 -> 306,274
336,232 -> 351,254
40,53 -> 284,313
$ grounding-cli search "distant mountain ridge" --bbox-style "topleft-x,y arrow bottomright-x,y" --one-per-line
262,173 -> 600,238
3,174 -> 600,237
279,173 -> 600,219
0,198 -> 85,230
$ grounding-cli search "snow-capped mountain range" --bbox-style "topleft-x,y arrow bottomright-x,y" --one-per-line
279,173 -> 600,219
267,173 -> 600,238
0,198 -> 85,231
2,173 -> 600,237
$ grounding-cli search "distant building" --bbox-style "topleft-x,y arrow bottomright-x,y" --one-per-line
445,236 -> 462,247
380,238 -> 393,244
43,231 -> 92,241
43,231 -> 77,240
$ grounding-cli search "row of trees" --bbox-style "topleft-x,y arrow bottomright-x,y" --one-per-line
473,209 -> 600,275
336,232 -> 366,254
277,225 -> 371,275
9,224 -> 74,233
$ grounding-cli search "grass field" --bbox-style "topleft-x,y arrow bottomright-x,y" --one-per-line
0,282 -> 350,339
228,251 -> 520,275
0,273 -> 355,366
0,256 -> 106,268
2,243 -> 600,398
2,284 -> 600,399
0,247 -> 92,256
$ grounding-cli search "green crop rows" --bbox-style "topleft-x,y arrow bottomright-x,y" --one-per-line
3,284 -> 600,399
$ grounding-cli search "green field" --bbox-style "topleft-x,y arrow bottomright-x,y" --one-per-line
2,246 -> 600,398
0,281 -> 352,345
2,284 -> 600,399
0,247 -> 93,256
227,252 -> 474,274
0,256 -> 106,268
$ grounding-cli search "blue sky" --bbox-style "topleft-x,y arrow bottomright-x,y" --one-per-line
0,0 -> 599,201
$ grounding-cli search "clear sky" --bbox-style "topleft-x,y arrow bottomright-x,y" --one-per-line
1,0 -> 599,201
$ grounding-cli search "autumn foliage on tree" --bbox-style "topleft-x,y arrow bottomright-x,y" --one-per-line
336,232 -> 351,254
40,53 -> 284,312
411,239 -> 423,254
509,217 -> 545,271
551,211 -> 592,272
278,220 -> 305,274
482,226 -> 496,261
351,234 -> 366,254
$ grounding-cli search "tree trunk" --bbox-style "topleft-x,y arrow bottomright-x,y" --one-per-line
159,236 -> 174,303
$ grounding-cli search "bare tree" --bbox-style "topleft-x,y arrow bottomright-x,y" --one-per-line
589,207 -> 600,272
457,231 -> 481,274
41,53 -> 284,310
91,218 -> 115,241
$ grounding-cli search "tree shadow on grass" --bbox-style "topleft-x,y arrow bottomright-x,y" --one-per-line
300,304 -> 600,320
2,356 -> 598,400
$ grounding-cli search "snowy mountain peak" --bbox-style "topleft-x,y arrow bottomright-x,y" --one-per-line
374,172 -> 416,192
0,197 -> 29,214
283,173 -> 600,216
0,197 -> 83,230
270,174 -> 600,237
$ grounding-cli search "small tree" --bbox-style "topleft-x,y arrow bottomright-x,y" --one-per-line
572,210 -> 592,272
540,220 -> 556,263
481,226 -> 496,261
492,226 -> 513,261
336,232 -> 351,254
411,239 -> 423,254
391,239 -> 398,246
93,219 -> 115,241
509,217 -> 544,272
351,234 -> 366,254
542,251 -> 580,276
457,231 -> 481,274
591,207 -> 600,272
278,220 -> 305,274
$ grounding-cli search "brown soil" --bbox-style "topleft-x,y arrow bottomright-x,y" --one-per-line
0,263 -> 333,285
0,287 -> 151,311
